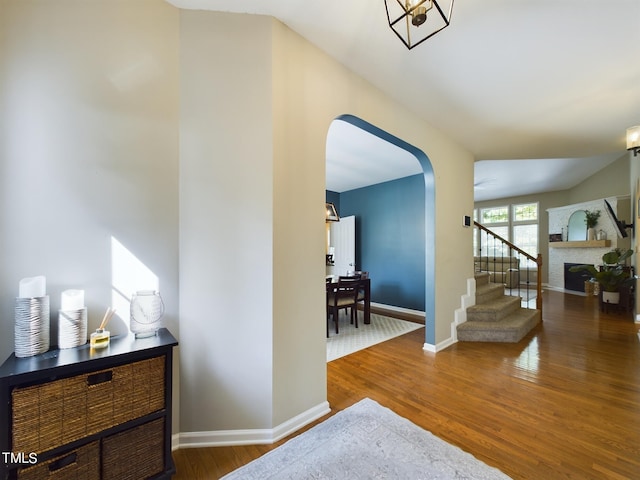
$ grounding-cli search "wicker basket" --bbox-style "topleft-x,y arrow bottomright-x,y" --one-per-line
584,281 -> 594,296
17,441 -> 99,480
102,418 -> 165,480
12,356 -> 165,454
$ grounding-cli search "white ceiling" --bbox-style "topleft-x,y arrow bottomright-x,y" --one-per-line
473,153 -> 622,202
167,0 -> 640,200
326,120 -> 422,193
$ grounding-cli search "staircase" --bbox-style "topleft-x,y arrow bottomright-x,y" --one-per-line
457,272 -> 540,343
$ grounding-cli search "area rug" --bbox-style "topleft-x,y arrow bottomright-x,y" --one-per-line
327,312 -> 423,362
220,398 -> 512,480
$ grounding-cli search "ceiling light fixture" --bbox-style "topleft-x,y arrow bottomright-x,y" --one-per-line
384,0 -> 454,50
626,125 -> 640,156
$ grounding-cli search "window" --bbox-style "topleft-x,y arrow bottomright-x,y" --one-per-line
512,203 -> 538,267
481,206 -> 508,224
513,224 -> 538,263
513,203 -> 537,222
475,202 -> 539,268
478,206 -> 509,257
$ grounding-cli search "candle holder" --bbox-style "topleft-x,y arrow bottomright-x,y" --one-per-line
14,296 -> 50,358
130,291 -> 164,339
58,307 -> 88,349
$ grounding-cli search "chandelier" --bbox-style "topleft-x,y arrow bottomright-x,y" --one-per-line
384,0 -> 454,50
326,203 -> 340,222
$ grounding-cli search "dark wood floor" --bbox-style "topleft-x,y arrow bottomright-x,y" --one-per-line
172,290 -> 640,479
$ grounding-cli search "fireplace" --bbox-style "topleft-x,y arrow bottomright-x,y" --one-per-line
564,263 -> 593,292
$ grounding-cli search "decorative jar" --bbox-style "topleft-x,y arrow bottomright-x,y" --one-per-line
130,290 -> 164,338
90,328 -> 110,349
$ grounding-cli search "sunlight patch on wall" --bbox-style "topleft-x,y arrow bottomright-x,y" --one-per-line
111,236 -> 159,322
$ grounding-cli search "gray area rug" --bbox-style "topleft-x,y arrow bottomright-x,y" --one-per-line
221,398 -> 512,480
327,312 -> 423,362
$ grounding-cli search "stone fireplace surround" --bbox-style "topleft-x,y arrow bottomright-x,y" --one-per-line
547,197 -> 629,293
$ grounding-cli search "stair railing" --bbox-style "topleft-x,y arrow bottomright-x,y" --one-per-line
474,221 -> 543,314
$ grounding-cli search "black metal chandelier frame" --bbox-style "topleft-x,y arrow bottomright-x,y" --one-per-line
384,0 -> 454,50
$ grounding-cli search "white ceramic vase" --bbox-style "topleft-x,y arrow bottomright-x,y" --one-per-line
602,291 -> 620,304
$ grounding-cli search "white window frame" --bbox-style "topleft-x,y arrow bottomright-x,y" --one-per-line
512,202 -> 539,268
474,202 -> 539,269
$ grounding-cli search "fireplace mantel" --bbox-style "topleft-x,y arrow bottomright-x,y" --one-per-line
550,240 -> 611,249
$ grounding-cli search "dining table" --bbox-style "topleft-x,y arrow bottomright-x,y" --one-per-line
326,275 -> 371,324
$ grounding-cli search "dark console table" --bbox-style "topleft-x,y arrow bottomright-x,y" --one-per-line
0,328 -> 178,479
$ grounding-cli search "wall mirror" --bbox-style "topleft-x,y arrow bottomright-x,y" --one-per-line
567,210 -> 587,241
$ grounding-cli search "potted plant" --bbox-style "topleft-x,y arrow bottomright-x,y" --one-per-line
584,209 -> 601,240
569,248 -> 633,304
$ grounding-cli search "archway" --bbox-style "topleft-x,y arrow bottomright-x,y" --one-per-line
328,114 -> 436,346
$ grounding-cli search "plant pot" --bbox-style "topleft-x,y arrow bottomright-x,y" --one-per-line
602,291 -> 620,304
587,227 -> 596,240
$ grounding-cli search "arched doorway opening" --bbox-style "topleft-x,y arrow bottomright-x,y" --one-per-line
327,114 -> 436,346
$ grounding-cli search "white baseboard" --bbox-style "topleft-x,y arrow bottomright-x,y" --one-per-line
423,337 -> 456,353
370,302 -> 425,318
423,342 -> 436,352
422,277 -> 477,353
176,401 -> 330,449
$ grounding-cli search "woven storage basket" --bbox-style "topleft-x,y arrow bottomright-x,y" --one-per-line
12,356 -> 165,454
17,441 -> 99,480
584,281 -> 594,296
102,418 -> 165,480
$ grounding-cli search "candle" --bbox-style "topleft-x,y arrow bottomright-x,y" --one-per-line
61,289 -> 84,311
18,276 -> 46,298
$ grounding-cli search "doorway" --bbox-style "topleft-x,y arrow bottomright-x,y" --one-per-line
326,114 -> 436,346
327,215 -> 355,277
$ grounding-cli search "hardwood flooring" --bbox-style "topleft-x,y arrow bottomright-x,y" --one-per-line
172,290 -> 640,479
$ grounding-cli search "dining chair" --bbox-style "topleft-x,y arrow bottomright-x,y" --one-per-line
352,271 -> 369,314
326,276 -> 360,336
332,270 -> 369,323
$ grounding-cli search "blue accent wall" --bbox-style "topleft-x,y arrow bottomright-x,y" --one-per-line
338,174 -> 425,311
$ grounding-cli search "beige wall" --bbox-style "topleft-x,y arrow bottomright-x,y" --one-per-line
0,0 -> 180,427
568,154 -> 630,204
271,21 -> 328,427
178,11 -> 277,433
179,10 -> 474,436
2,1 -> 475,442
